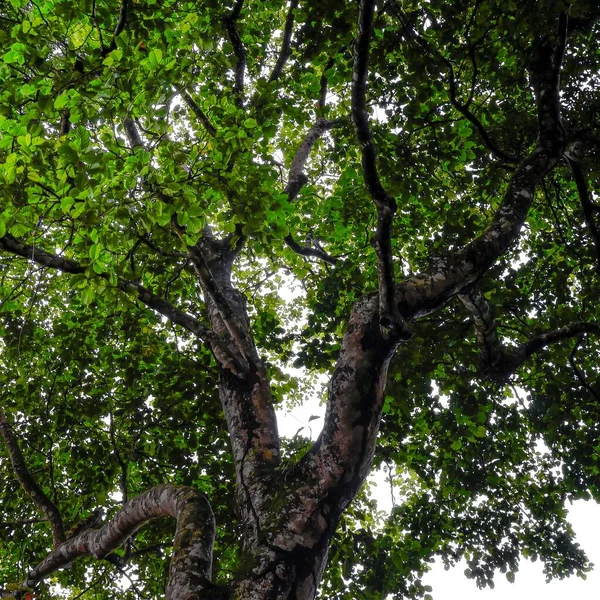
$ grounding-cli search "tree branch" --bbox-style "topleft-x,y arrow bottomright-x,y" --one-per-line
223,0 -> 247,101
0,234 -> 221,350
353,0 -> 410,340
182,93 -> 217,137
0,406 -> 66,547
284,234 -> 338,265
188,244 -> 257,371
101,0 -> 131,57
567,157 -> 600,269
281,117 -> 344,264
318,57 -> 335,112
16,485 -> 216,600
123,116 -> 143,149
458,286 -> 504,369
268,0 -> 299,83
396,15 -> 569,318
523,322 -> 600,359
569,337 -> 600,402
389,2 -> 520,164
285,117 -> 341,202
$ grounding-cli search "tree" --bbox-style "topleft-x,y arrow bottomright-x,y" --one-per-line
0,0 -> 599,597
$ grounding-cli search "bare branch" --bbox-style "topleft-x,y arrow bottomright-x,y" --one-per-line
18,485 -> 216,600
353,0 -> 410,340
269,0 -> 299,83
187,243 -> 257,371
285,117 -> 341,202
0,406 -> 66,546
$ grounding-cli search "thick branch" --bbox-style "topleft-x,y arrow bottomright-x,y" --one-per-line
285,117 -> 340,202
188,246 -> 257,371
269,0 -> 299,83
304,295 -> 397,500
353,0 -> 410,339
458,286 -> 503,369
19,485 -> 216,600
282,117 -> 343,264
0,407 -> 66,547
396,18 -> 569,317
123,116 -> 143,149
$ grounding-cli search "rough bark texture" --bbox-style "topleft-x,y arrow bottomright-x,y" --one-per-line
1,4 -> 597,600
20,485 -> 215,600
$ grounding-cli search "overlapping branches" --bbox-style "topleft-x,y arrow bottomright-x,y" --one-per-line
568,158 -> 600,269
388,1 -> 520,164
283,116 -> 342,265
397,12 -> 570,316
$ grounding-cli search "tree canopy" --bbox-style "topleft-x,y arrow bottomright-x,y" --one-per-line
0,0 -> 599,598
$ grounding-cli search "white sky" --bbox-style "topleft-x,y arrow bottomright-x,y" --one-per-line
276,398 -> 600,600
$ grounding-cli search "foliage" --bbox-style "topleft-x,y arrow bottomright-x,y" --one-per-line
0,0 -> 599,598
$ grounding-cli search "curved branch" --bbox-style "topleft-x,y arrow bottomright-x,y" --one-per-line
458,286 -> 503,369
523,322 -> 600,358
18,485 -> 216,600
282,117 -> 344,265
123,116 -> 143,149
353,0 -> 410,339
0,407 -> 66,547
285,117 -> 342,201
284,233 -> 338,265
474,320 -> 600,382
